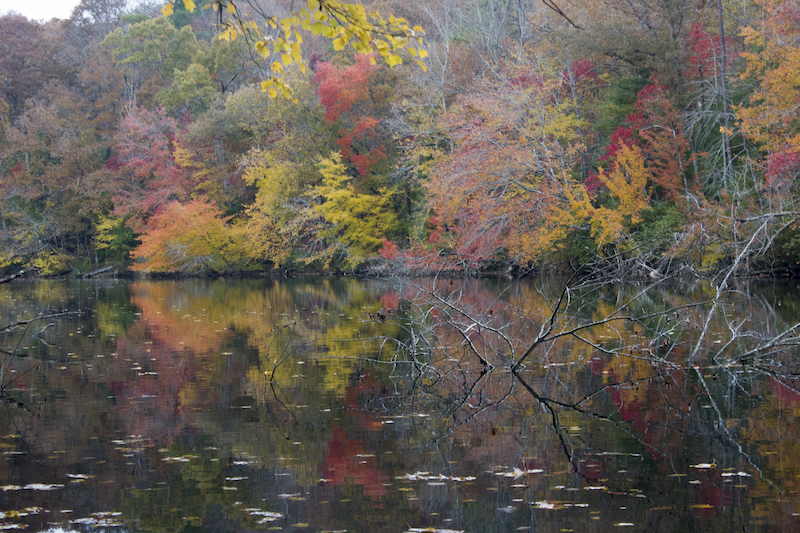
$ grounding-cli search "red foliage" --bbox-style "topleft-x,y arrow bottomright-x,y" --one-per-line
600,82 -> 695,201
766,149 -> 800,186
314,54 -> 378,123
314,55 -> 388,175
562,59 -> 598,89
111,108 -> 193,230
685,23 -> 736,80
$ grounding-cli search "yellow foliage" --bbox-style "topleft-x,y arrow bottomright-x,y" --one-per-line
244,197 -> 290,265
590,145 -> 652,248
163,0 -> 426,98
31,251 -> 70,275
521,169 -> 593,257
311,152 -> 399,268
242,150 -> 303,218
737,0 -> 800,155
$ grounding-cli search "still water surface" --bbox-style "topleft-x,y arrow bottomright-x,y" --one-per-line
0,277 -> 799,533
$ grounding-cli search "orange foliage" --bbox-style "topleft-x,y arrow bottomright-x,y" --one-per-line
131,199 -> 245,273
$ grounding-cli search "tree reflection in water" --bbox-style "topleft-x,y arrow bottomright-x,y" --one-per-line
0,276 -> 798,532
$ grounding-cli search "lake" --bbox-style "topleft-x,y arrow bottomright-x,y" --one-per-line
0,276 -> 798,532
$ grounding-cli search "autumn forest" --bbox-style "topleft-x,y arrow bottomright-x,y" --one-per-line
1,0 -> 798,278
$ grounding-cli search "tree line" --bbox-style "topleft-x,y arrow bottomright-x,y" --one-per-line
0,0 -> 797,278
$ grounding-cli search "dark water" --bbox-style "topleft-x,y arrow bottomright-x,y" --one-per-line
0,277 -> 799,533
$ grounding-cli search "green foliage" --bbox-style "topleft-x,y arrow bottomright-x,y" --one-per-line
632,202 -> 684,256
595,74 -> 649,141
156,63 -> 216,116
761,226 -> 800,272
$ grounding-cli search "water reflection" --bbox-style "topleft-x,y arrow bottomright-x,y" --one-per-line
0,277 -> 798,532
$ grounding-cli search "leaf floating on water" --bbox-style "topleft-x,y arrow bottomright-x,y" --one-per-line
23,484 -> 64,491
584,486 -> 607,491
495,468 -> 544,479
0,524 -> 27,530
690,463 -> 716,469
72,511 -> 124,527
0,508 -> 44,519
720,472 -> 750,477
162,456 -> 191,463
0,486 -> 22,492
406,529 -> 465,533
401,472 -> 476,482
614,523 -> 635,527
691,504 -> 714,509
246,509 -> 283,524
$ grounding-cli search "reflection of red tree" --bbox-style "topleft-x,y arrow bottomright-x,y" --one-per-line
695,474 -> 732,517
770,378 -> 800,410
319,426 -> 386,499
110,335 -> 190,443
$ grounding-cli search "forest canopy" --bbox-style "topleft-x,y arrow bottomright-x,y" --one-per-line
0,0 -> 799,277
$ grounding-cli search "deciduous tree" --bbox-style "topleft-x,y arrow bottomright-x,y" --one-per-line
131,199 -> 246,273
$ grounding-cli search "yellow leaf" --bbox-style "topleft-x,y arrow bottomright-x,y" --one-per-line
226,1 -> 235,14
184,0 -> 196,11
386,54 -> 402,67
311,21 -> 324,35
419,49 -> 428,59
282,53 -> 293,65
268,88 -> 277,98
255,41 -> 270,58
332,37 -> 345,51
161,2 -> 175,16
270,61 -> 284,74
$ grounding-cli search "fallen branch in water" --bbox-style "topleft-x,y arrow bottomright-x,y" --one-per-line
0,270 -> 25,284
0,311 -> 79,335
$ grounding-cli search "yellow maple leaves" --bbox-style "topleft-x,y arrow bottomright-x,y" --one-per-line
162,0 -> 426,100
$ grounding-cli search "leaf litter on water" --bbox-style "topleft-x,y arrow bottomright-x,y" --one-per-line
400,472 -> 476,482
